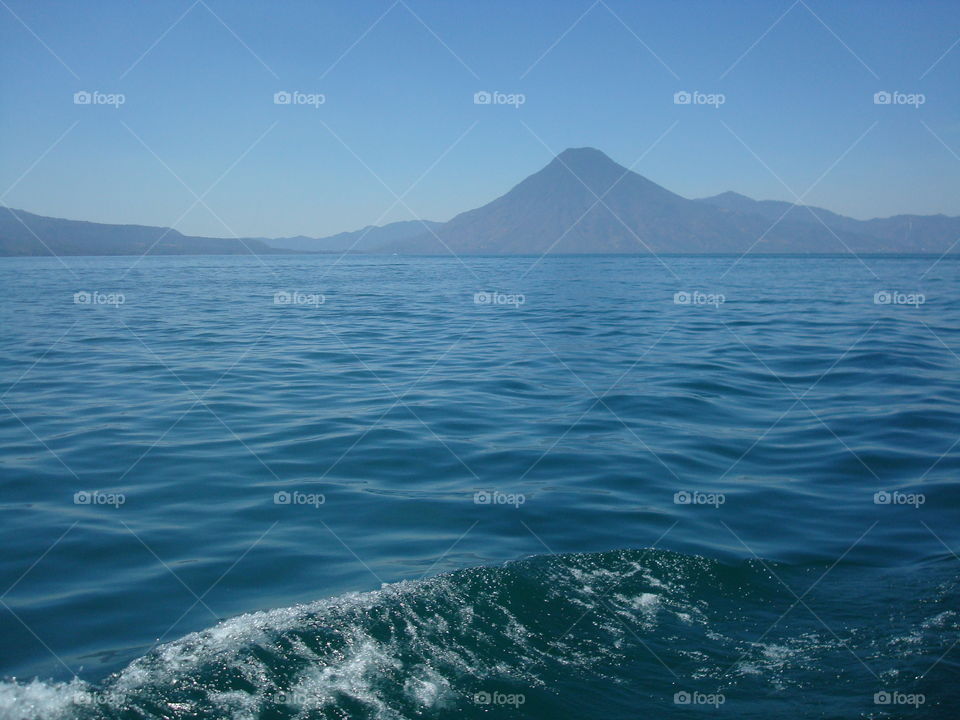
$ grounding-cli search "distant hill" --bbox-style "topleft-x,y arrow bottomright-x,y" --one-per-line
695,190 -> 858,229
3,149 -> 957,256
696,191 -> 960,252
0,207 -> 441,257
262,220 -> 442,253
0,207 -> 287,257
386,148 -> 960,254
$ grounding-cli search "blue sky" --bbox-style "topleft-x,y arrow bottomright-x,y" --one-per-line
1,0 -> 958,238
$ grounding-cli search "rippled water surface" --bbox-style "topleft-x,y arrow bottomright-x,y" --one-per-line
0,254 -> 958,719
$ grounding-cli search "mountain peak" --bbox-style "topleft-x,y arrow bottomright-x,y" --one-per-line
712,191 -> 751,201
554,147 -> 615,166
543,147 -> 628,189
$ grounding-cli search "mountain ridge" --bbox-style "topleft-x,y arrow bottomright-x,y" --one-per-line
262,220 -> 443,253
388,147 -> 960,255
2,148 -> 958,256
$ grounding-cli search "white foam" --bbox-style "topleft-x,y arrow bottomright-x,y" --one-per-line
206,692 -> 259,720
402,666 -> 453,708
289,636 -> 400,717
0,678 -> 91,720
0,553 -> 719,719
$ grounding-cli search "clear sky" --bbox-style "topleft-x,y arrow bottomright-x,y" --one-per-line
1,0 -> 958,238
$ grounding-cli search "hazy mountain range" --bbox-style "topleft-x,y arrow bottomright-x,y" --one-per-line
2,147 -> 957,256
0,208 -> 285,257
264,220 -> 443,253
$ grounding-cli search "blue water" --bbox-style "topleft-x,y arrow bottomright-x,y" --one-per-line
0,254 -> 958,719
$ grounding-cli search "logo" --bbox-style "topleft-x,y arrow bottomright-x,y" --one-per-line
473,90 -> 525,108
68,690 -> 115,707
474,291 -> 525,307
874,690 -> 925,707
674,490 -> 725,508
274,91 -> 325,108
74,490 -> 125,508
873,490 -> 925,508
474,490 -> 525,508
473,691 -> 525,707
674,291 -> 724,308
74,291 -> 124,307
274,490 -> 325,508
873,91 -> 925,108
73,90 -> 125,108
274,290 -> 325,306
873,290 -> 924,307
272,691 -> 313,706
674,90 -> 725,108
673,690 -> 725,708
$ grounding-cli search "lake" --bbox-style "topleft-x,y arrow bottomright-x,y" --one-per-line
0,253 -> 957,719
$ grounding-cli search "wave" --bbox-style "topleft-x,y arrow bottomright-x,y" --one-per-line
1,549 -> 956,719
